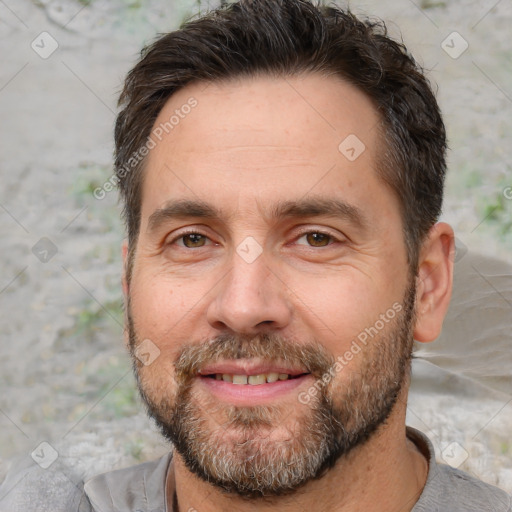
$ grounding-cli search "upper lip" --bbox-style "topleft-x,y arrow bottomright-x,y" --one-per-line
198,360 -> 309,377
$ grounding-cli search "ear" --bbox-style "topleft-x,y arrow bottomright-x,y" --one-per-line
413,222 -> 455,343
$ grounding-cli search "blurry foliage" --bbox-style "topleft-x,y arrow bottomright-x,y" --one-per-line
60,298 -> 123,343
125,437 -> 145,460
76,0 -> 142,6
420,0 -> 447,8
464,167 -> 483,189
71,161 -> 115,200
33,0 -> 142,8
100,379 -> 139,418
69,161 -> 123,234
86,355 -> 138,419
478,174 -> 512,236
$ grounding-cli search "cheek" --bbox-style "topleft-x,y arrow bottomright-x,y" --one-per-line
129,269 -> 219,373
129,278 -> 181,360
130,268 -> 186,327
128,285 -> 183,395
131,260 -> 220,317
136,359 -> 180,408
285,271 -> 398,348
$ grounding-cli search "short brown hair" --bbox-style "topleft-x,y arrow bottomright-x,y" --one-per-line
115,0 -> 446,272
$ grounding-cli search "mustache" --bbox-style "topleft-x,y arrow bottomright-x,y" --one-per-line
173,332 -> 335,384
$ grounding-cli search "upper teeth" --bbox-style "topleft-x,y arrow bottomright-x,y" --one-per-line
215,373 -> 290,385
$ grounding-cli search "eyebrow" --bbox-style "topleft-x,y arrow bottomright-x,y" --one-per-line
270,198 -> 367,229
146,197 -> 367,233
147,199 -> 222,233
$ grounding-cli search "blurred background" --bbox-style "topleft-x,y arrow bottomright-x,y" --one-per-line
0,0 -> 511,495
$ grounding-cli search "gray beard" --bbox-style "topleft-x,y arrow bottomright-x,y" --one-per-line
129,280 -> 416,499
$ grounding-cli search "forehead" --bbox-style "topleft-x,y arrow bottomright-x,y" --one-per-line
140,72 -> 389,222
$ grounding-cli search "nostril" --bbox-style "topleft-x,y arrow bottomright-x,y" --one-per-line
205,277 -> 292,334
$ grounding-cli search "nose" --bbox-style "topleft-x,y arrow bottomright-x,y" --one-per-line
206,251 -> 292,335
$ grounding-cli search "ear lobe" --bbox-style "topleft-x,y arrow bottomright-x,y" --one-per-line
413,222 -> 455,343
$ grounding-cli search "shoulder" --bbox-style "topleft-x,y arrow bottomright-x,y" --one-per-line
416,463 -> 511,512
0,456 -> 92,512
408,427 -> 512,512
84,452 -> 172,512
0,452 -> 172,512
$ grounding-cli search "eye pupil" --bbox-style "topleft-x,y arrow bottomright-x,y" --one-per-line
183,234 -> 206,248
306,232 -> 330,247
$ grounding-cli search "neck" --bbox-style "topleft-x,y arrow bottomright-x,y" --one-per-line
168,391 -> 428,512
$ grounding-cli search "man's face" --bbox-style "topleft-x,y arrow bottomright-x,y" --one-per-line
126,73 -> 415,497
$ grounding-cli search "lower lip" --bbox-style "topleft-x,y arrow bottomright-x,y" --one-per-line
197,375 -> 313,405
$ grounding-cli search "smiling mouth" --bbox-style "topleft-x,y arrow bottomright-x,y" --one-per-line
196,365 -> 313,405
202,372 -> 310,385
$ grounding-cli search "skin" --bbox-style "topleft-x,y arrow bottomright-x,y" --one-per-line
122,73 -> 455,511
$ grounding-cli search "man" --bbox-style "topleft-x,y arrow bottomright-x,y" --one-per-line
2,0 -> 510,510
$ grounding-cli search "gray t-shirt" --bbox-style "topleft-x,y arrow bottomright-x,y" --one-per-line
1,427 -> 510,511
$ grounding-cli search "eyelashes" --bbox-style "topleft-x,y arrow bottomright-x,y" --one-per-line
168,228 -> 343,250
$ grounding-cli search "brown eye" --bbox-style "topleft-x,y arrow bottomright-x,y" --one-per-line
181,233 -> 207,248
306,232 -> 331,247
